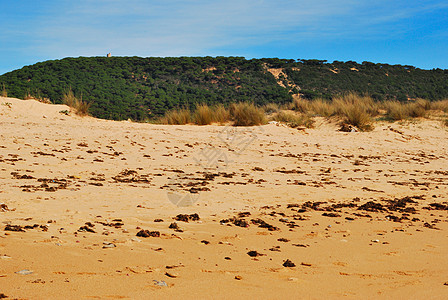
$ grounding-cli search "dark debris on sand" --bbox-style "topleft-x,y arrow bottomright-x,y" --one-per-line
4,224 -> 25,232
247,250 -> 264,257
136,230 -> 161,237
251,218 -> 279,231
283,259 -> 296,267
174,213 -> 200,222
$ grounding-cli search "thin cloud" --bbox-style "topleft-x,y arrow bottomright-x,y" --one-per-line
1,0 -> 447,73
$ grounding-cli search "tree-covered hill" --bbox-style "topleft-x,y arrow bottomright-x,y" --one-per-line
1,56 -> 447,120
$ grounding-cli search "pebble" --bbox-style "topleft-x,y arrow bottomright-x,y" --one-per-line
153,280 -> 168,287
165,271 -> 178,278
102,242 -> 116,248
15,269 -> 33,275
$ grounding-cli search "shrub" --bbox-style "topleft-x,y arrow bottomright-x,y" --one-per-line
263,103 -> 280,114
274,110 -> 314,128
383,101 -> 409,121
161,108 -> 191,125
290,96 -> 309,113
406,98 -> 430,118
332,93 -> 375,131
62,88 -> 90,116
309,98 -> 334,117
431,99 -> 448,113
193,104 -> 214,125
213,104 -> 230,124
1,84 -> 6,97
230,102 -> 267,126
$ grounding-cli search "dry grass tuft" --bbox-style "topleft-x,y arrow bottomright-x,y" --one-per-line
407,98 -> 430,118
290,96 -> 310,113
274,110 -> 314,128
443,119 -> 448,127
332,93 -> 375,131
263,103 -> 280,114
1,84 -> 7,97
309,98 -> 335,117
193,104 -> 214,125
383,101 -> 408,121
231,102 -> 267,126
161,108 -> 191,125
62,88 -> 90,116
431,99 -> 448,113
213,104 -> 231,124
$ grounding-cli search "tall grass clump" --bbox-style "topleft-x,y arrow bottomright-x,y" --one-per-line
274,110 -> 314,128
263,103 -> 280,114
309,98 -> 335,117
431,99 -> 448,113
161,108 -> 191,125
213,104 -> 231,124
407,98 -> 430,118
62,88 -> 90,116
193,103 -> 214,125
333,93 -> 375,131
230,102 -> 267,126
1,84 -> 7,97
383,101 -> 408,121
289,96 -> 310,113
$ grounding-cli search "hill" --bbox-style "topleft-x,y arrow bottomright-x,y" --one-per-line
1,56 -> 448,120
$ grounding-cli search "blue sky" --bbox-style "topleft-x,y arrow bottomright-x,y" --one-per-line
1,0 -> 447,75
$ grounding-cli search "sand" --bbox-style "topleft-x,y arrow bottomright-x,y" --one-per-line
1,96 -> 448,299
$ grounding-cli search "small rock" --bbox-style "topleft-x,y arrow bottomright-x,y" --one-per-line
283,259 -> 295,267
277,238 -> 290,242
136,230 -> 160,237
288,277 -> 298,282
165,271 -> 178,278
4,225 -> 24,232
169,222 -> 183,232
153,280 -> 168,287
234,275 -> 243,280
78,226 -> 95,233
102,242 -> 116,249
247,250 -> 264,257
15,269 -> 33,275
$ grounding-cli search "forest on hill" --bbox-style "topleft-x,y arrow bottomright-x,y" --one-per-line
1,56 -> 447,121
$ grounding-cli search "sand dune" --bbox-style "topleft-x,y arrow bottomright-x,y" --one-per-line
1,97 -> 447,299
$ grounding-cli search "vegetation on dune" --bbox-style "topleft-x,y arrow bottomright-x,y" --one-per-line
1,83 -> 7,97
273,110 -> 315,128
62,88 -> 91,116
160,108 -> 191,125
230,102 -> 267,126
1,56 -> 448,121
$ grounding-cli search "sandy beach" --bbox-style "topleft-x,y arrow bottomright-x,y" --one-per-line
1,96 -> 448,299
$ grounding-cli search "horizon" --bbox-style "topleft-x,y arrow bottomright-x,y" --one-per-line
2,55 -> 446,77
1,1 -> 448,75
